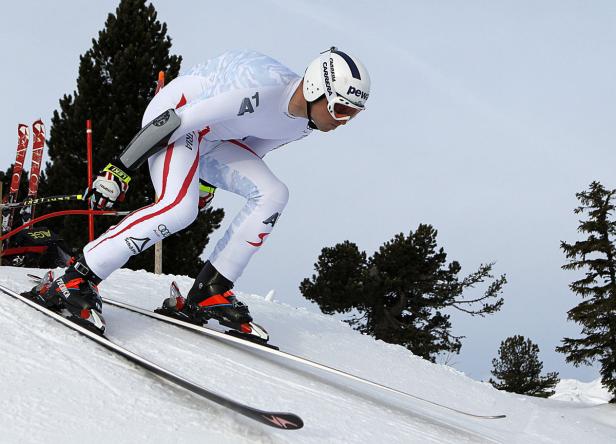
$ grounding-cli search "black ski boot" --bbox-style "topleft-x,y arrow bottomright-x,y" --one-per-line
23,256 -> 106,335
156,267 -> 275,347
158,261 -> 252,325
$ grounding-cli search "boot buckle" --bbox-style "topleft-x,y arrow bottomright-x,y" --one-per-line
74,261 -> 91,276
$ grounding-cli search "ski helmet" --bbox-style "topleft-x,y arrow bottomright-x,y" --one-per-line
303,47 -> 371,124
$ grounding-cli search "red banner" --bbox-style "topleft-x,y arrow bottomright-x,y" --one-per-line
9,124 -> 29,196
28,119 -> 45,198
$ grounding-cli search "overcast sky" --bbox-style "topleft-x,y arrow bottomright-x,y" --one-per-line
2,0 -> 615,382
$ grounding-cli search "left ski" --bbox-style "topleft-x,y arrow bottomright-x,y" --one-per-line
27,274 -> 508,420
0,282 -> 304,430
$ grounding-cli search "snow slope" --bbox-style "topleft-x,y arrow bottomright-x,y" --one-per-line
0,266 -> 614,443
551,379 -> 612,405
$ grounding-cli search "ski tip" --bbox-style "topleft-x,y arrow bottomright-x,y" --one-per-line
475,414 -> 506,420
260,413 -> 304,430
27,273 -> 42,282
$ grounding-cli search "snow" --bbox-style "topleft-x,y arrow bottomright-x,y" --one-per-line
551,379 -> 612,405
0,266 -> 614,443
264,289 -> 275,302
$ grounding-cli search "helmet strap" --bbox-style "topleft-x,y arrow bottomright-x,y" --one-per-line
307,100 -> 318,129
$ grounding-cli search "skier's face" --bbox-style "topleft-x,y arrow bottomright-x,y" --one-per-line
310,97 -> 347,132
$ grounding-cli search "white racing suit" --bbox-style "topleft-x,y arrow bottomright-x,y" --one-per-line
83,50 -> 312,282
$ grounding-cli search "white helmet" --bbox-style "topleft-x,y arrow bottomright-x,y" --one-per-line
303,47 -> 370,123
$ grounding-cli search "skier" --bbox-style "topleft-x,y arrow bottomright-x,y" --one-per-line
25,47 -> 371,335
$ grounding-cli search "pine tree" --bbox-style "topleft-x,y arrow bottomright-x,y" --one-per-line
0,167 -> 47,229
1,165 -> 32,246
558,181 -> 616,402
0,166 -> 31,206
489,335 -> 559,397
43,0 -> 223,276
300,224 -> 506,361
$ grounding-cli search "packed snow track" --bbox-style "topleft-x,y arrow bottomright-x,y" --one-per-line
0,267 -> 613,443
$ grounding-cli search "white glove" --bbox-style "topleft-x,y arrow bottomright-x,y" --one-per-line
85,163 -> 131,210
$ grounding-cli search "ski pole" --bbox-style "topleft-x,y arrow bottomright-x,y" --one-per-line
0,194 -> 85,210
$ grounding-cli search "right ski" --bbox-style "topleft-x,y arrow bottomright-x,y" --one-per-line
0,283 -> 303,430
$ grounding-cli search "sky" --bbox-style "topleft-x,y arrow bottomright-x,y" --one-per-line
1,0 -> 616,382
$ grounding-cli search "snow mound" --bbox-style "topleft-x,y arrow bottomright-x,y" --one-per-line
0,266 -> 615,443
551,378 -> 612,405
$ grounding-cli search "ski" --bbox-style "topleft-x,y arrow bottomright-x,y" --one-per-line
0,283 -> 303,430
101,292 -> 507,420
20,120 -> 46,224
1,124 -> 30,246
26,274 -> 507,420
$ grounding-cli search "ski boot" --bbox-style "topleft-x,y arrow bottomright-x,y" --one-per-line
23,256 -> 106,335
158,261 -> 252,324
156,261 -> 272,346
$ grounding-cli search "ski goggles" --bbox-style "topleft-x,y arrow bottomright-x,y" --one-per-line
327,98 -> 363,122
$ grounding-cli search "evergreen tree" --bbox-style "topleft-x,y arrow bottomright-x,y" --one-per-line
300,224 -> 506,361
43,0 -> 223,276
489,335 -> 559,397
0,165 -> 30,205
1,165 -> 32,248
0,166 -> 49,229
558,181 -> 616,402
